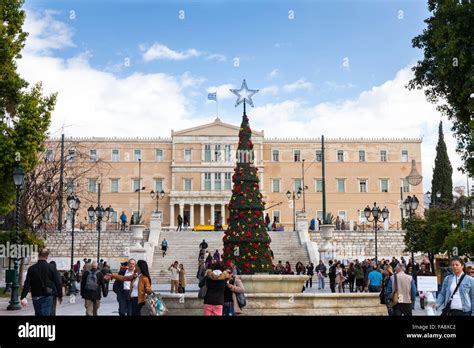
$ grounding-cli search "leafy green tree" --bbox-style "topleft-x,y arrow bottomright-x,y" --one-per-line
0,0 -> 57,216
442,227 -> 474,259
408,0 -> 474,176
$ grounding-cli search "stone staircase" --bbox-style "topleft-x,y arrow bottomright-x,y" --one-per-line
150,231 -> 310,285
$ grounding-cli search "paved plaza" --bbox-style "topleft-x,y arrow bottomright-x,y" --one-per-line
0,283 -> 429,316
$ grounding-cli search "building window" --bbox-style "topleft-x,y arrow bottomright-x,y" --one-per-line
337,179 -> 346,193
401,150 -> 409,162
204,173 -> 211,191
66,178 -> 74,194
402,179 -> 410,193
359,179 -> 367,193
359,210 -> 367,223
214,145 -> 221,162
88,179 -> 97,193
204,145 -> 211,162
156,149 -> 163,162
110,210 -> 118,223
225,145 -> 232,162
272,211 -> 280,223
294,179 -> 302,192
132,179 -> 140,192
315,179 -> 323,192
315,150 -> 322,162
155,178 -> 163,192
215,173 -> 222,191
134,149 -> 141,161
293,150 -> 301,162
224,173 -> 232,190
111,179 -> 119,193
89,149 -> 97,161
112,149 -> 119,162
272,179 -> 280,193
380,150 -> 387,162
67,148 -> 76,161
359,150 -> 366,162
272,150 -> 280,162
338,211 -> 346,221
184,149 -> 192,162
45,149 -> 54,162
184,179 -> 192,191
337,150 -> 344,162
380,179 -> 389,193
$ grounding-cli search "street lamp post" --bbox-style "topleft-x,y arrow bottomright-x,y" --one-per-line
286,188 -> 302,232
403,195 -> 419,277
363,202 -> 389,264
7,166 -> 25,311
67,195 -> 81,295
88,205 -> 113,263
150,189 -> 166,216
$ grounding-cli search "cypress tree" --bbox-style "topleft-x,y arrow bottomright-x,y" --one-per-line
431,121 -> 453,206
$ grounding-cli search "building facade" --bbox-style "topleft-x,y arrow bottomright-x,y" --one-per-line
44,118 -> 424,229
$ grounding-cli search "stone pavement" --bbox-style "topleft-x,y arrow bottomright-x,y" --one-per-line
0,282 -> 430,316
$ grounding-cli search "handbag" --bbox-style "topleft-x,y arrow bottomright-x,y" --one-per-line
441,274 -> 465,316
236,292 -> 246,308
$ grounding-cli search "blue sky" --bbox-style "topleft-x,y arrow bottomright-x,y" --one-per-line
17,0 -> 468,191
26,0 -> 429,109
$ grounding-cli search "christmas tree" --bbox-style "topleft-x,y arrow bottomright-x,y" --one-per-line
222,105 -> 273,274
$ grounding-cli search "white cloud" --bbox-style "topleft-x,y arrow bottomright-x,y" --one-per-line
140,43 -> 227,63
206,84 -> 234,100
324,81 -> 356,91
23,9 -> 75,54
282,79 -> 313,92
268,69 -> 280,79
141,43 -> 201,61
260,85 -> 279,95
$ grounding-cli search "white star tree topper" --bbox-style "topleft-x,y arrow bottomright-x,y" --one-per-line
230,79 -> 259,108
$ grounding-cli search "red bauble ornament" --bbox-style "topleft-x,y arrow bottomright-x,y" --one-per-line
246,232 -> 251,238
253,243 -> 259,249
239,212 -> 245,218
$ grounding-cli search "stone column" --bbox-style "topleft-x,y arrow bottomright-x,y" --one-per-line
189,204 -> 194,228
210,204 -> 215,226
221,203 -> 225,224
200,204 -> 205,225
179,203 -> 184,221
169,203 -> 175,228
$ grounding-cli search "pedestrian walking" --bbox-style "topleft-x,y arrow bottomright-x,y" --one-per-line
161,238 -> 168,257
306,263 -> 314,288
80,260 -> 107,316
20,249 -> 63,316
200,262 -> 232,316
223,274 -> 245,316
434,257 -> 473,316
367,266 -> 383,293
177,214 -> 183,231
213,249 -> 221,263
178,264 -> 187,294
265,213 -> 271,231
48,261 -> 62,316
108,260 -> 152,316
120,211 -> 127,231
347,262 -> 356,292
336,263 -> 346,293
386,263 -> 417,316
113,259 -> 135,316
315,260 -> 327,290
168,261 -> 180,294
328,260 -> 336,293
355,262 -> 364,293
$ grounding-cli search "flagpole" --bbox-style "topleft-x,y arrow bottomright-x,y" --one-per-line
216,97 -> 219,117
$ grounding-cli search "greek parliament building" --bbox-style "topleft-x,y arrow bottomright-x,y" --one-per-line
45,118 -> 424,229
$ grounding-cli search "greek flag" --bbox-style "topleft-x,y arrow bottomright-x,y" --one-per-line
207,92 -> 217,101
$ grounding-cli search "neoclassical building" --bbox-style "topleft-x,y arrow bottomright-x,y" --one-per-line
44,118 -> 424,229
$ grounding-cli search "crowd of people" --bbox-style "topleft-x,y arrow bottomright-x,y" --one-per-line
17,245 -> 473,317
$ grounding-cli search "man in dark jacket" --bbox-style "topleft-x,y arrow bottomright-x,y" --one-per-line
20,248 -> 63,316
81,260 -> 106,316
113,259 -> 135,316
328,260 -> 336,293
200,239 -> 208,250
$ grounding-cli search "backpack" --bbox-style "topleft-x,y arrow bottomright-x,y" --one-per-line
85,270 -> 98,291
